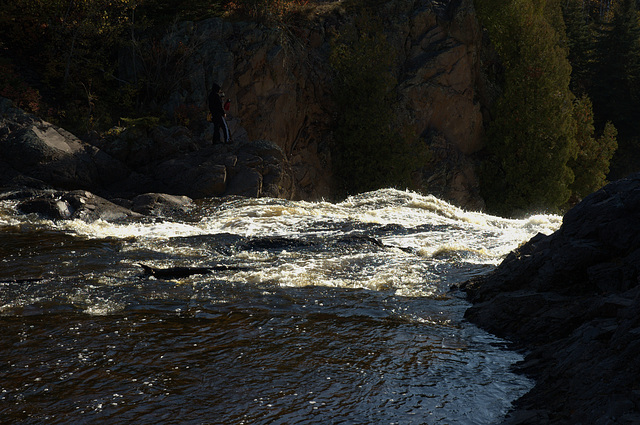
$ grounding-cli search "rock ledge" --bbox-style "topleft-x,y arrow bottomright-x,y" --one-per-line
458,174 -> 640,424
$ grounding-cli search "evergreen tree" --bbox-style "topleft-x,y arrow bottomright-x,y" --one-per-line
593,0 -> 640,135
330,14 -> 428,195
563,0 -> 595,95
591,0 -> 640,178
568,95 -> 617,202
478,0 -> 577,215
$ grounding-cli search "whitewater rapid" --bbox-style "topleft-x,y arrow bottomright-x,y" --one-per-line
0,189 -> 561,424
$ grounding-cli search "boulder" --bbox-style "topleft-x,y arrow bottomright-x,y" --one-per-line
131,193 -> 193,216
17,197 -> 75,220
145,140 -> 294,199
226,165 -> 262,198
457,173 -> 640,423
235,140 -> 295,198
0,98 -> 131,193
11,190 -> 199,222
101,124 -> 204,169
152,155 -> 229,199
15,190 -> 142,222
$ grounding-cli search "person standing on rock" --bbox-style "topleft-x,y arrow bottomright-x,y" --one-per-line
208,83 -> 230,144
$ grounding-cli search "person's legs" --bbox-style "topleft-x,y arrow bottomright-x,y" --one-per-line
221,117 -> 230,144
212,120 -> 221,144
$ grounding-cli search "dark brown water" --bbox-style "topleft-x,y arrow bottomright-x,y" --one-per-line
0,190 -> 561,424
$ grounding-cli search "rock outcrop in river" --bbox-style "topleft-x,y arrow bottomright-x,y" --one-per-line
3,189 -> 195,222
459,173 -> 640,424
0,97 -> 294,200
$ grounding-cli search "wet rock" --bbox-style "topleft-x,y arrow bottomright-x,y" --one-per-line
241,236 -> 316,252
131,193 -> 193,216
15,190 -> 142,222
138,263 -> 212,279
138,263 -> 248,280
457,173 -> 640,423
17,197 -> 74,220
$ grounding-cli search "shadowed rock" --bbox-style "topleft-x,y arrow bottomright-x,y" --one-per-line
131,193 -> 193,216
16,190 -> 142,222
457,173 -> 640,424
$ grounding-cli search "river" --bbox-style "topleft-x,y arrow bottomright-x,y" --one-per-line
0,189 -> 561,424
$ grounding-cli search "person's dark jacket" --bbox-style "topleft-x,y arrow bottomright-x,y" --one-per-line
208,84 -> 225,119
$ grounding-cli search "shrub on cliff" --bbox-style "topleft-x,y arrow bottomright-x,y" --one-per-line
329,14 -> 429,195
0,0 -> 140,133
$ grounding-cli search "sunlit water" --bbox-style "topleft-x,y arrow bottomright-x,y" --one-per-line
0,189 -> 561,424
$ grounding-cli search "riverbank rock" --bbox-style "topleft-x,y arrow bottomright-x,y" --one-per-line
458,173 -> 640,424
0,98 -> 129,193
12,190 -> 142,222
7,189 -> 198,222
0,98 -> 296,201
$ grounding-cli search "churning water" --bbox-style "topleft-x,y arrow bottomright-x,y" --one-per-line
0,189 -> 561,424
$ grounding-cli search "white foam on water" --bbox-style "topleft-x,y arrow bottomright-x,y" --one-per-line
1,189 -> 561,296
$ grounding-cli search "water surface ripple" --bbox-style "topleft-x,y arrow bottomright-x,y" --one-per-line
0,189 -> 561,424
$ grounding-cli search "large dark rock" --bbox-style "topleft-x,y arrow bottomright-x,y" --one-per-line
9,189 -> 199,222
0,98 -> 130,193
0,98 -> 296,201
152,154 -> 229,199
238,140 -> 294,199
458,173 -> 640,424
14,190 -> 142,222
145,140 -> 294,199
131,193 -> 192,216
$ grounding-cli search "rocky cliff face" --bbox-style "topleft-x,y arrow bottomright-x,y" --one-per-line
1,0 -> 491,207
149,0 -> 491,208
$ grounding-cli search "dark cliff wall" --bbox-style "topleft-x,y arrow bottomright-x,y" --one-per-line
146,0 -> 492,208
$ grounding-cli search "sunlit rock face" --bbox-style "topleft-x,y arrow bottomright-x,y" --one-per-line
151,0 -> 491,208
